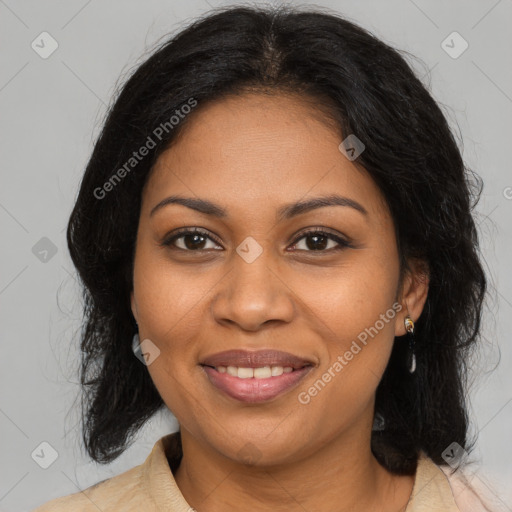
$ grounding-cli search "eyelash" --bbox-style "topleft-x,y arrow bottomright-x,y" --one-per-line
161,227 -> 352,254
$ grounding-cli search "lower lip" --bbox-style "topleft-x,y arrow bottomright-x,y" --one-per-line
201,365 -> 313,403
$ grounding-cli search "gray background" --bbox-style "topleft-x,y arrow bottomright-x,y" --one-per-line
0,0 -> 511,510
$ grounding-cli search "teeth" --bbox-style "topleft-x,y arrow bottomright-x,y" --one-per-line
238,367 -> 254,379
226,366 -> 238,377
218,365 -> 296,378
254,366 -> 271,378
271,366 -> 283,376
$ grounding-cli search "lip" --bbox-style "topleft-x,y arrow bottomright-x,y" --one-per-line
201,364 -> 313,403
199,349 -> 315,403
200,349 -> 314,369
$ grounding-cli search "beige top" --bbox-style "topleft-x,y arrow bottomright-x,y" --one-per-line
32,433 -> 497,511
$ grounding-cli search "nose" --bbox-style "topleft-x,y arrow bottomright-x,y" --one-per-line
210,252 -> 295,332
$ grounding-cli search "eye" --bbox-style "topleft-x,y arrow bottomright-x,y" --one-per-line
162,228 -> 223,251
288,228 -> 351,252
162,227 -> 352,253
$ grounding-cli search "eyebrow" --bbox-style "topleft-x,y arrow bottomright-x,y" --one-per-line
149,194 -> 368,220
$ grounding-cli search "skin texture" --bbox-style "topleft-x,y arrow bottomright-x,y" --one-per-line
130,92 -> 429,512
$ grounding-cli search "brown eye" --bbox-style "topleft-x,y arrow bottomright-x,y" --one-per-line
289,229 -> 351,252
163,228 -> 223,251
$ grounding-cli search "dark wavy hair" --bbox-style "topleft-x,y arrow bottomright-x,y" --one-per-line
66,4 -> 486,474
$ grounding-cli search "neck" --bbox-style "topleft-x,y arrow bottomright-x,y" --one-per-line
173,425 -> 414,512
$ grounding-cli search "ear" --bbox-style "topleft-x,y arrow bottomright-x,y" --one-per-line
395,259 -> 429,337
130,290 -> 139,324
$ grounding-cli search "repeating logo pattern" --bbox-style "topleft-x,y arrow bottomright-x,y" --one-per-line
1,1 -> 510,510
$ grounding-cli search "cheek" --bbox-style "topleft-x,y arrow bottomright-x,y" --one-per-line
132,242 -> 212,342
134,263 -> 206,419
330,268 -> 398,345
294,249 -> 400,400
291,295 -> 399,439
296,245 -> 399,338
132,243 -> 221,409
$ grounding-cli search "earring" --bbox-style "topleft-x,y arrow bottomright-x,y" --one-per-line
132,332 -> 140,355
404,315 -> 416,374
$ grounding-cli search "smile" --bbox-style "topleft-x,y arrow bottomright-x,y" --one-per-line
201,364 -> 313,403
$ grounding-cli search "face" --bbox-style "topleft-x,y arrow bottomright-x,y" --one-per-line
131,92 -> 414,466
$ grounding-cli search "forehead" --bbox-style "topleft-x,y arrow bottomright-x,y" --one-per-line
142,93 -> 388,221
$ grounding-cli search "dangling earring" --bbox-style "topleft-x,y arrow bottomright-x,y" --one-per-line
404,315 -> 416,373
132,332 -> 140,355
132,318 -> 139,352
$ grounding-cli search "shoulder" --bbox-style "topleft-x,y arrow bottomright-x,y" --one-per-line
440,463 -> 510,512
407,451 -> 508,511
407,452 -> 461,510
411,451 -> 508,512
31,462 -> 152,511
31,434 -> 185,512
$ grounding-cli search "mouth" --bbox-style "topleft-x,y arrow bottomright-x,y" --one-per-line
199,349 -> 315,403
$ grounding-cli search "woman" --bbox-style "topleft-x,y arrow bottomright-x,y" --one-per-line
34,5 -> 499,511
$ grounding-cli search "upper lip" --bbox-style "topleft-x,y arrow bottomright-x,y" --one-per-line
200,349 -> 314,369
